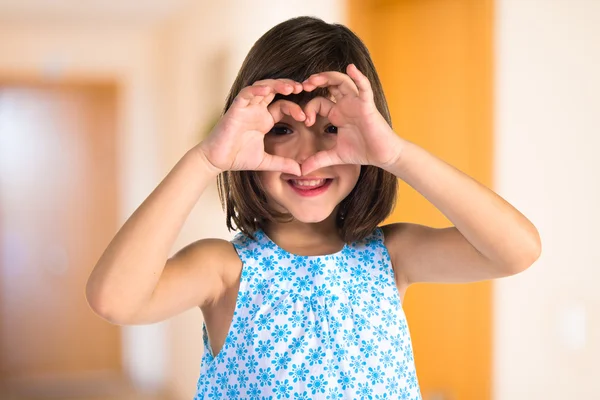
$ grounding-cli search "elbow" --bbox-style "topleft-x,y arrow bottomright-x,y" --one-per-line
503,228 -> 543,276
85,281 -> 135,325
85,285 -> 118,323
523,226 -> 543,270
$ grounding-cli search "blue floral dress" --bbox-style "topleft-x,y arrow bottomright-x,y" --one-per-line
195,228 -> 421,399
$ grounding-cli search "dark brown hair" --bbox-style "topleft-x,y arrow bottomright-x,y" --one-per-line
217,16 -> 398,243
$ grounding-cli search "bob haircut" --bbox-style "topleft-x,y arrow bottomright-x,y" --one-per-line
217,16 -> 398,243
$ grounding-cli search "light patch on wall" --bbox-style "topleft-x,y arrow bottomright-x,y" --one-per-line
557,302 -> 587,351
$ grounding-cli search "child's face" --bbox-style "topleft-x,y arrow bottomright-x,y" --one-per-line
259,112 -> 361,223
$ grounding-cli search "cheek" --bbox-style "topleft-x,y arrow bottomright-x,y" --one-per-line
323,134 -> 338,151
258,171 -> 277,188
340,165 -> 361,187
258,172 -> 288,211
264,139 -> 294,157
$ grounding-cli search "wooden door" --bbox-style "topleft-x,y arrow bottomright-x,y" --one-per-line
0,82 -> 122,397
348,1 -> 494,399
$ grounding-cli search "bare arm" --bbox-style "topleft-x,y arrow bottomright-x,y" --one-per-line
86,149 -> 221,324
383,141 -> 541,286
86,79 -> 306,325
297,66 -> 540,285
127,238 -> 242,325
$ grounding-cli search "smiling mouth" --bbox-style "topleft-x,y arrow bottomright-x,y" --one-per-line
286,178 -> 333,196
289,179 -> 328,189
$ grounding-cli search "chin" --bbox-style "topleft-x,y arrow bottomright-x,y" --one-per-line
287,207 -> 336,224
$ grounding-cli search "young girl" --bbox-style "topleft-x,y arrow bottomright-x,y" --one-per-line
86,16 -> 541,400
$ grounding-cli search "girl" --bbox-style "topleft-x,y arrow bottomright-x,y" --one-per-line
86,16 -> 541,400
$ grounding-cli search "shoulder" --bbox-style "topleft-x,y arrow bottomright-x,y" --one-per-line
380,222 -> 433,284
170,237 -> 243,300
174,237 -> 240,265
381,222 -> 503,285
125,237 -> 243,324
381,222 -> 439,250
380,222 -> 427,243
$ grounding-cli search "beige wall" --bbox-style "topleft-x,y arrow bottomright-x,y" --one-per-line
0,22 -> 171,391
493,0 -> 600,398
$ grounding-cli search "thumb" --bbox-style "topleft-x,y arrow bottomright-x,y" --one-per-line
300,150 -> 342,176
257,153 -> 301,176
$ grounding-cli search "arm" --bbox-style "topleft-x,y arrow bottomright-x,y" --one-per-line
85,150 -> 224,324
300,65 -> 541,285
382,140 -> 541,285
128,238 -> 242,325
86,79 -> 306,325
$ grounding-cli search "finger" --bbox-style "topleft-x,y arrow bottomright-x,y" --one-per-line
301,150 -> 344,176
253,79 -> 299,95
347,64 -> 374,101
261,90 -> 277,106
302,71 -> 359,98
250,89 -> 277,105
277,79 -> 304,96
254,78 -> 301,89
270,79 -> 303,94
261,84 -> 298,107
257,154 -> 301,176
328,86 -> 342,101
250,81 -> 292,105
292,81 -> 304,94
268,100 -> 306,123
251,79 -> 299,105
303,96 -> 335,127
234,85 -> 271,107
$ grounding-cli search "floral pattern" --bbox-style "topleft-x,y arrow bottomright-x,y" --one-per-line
195,228 -> 421,399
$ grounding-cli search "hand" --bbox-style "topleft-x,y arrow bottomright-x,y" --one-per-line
300,64 -> 404,175
197,79 -> 306,176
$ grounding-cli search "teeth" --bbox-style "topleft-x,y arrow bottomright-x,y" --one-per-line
291,179 -> 326,188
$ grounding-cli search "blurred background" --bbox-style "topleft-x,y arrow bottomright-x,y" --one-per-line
0,0 -> 598,399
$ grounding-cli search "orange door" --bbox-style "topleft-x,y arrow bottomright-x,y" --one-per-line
348,1 -> 494,399
0,83 -> 122,396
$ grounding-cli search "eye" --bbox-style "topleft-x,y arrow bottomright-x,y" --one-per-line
268,125 -> 293,136
325,125 -> 338,134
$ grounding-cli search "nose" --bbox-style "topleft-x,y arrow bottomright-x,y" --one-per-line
295,130 -> 322,165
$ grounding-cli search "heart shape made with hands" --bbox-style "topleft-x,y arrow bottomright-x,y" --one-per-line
200,64 -> 402,177
263,64 -> 402,176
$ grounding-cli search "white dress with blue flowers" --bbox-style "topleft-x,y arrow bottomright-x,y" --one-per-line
195,228 -> 421,399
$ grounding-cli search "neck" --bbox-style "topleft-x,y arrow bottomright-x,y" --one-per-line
263,215 -> 344,255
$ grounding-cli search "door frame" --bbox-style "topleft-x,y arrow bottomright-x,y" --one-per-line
0,75 -> 132,397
